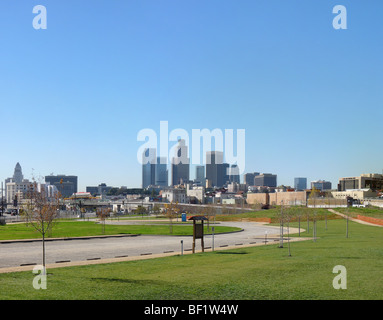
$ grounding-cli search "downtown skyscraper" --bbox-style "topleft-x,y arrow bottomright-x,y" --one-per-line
142,148 -> 156,189
171,139 -> 189,186
206,151 -> 229,188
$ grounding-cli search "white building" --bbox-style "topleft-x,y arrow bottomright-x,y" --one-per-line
6,180 -> 33,204
186,184 -> 205,203
331,189 -> 378,200
161,188 -> 186,203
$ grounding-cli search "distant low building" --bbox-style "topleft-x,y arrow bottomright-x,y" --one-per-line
86,183 -> 113,196
331,189 -> 378,200
311,180 -> 332,191
247,191 -> 308,206
254,173 -> 277,188
228,182 -> 247,193
338,174 -> 383,192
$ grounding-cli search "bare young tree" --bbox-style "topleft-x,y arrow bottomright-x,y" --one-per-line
163,202 -> 180,234
22,182 -> 60,273
97,207 -> 111,234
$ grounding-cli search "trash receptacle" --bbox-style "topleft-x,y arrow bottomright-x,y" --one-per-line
181,213 -> 187,222
0,217 -> 6,226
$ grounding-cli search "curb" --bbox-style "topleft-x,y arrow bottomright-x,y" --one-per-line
0,228 -> 244,244
0,233 -> 139,244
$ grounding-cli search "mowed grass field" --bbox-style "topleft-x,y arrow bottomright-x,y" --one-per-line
0,218 -> 382,300
0,221 -> 240,240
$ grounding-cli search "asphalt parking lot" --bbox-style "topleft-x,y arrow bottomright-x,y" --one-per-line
0,221 -> 302,272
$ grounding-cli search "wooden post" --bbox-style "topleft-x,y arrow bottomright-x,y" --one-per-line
201,220 -> 204,252
192,220 -> 196,253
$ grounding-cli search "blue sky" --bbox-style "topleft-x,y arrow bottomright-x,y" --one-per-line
0,0 -> 382,191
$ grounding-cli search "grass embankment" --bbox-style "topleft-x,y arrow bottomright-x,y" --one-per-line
0,221 -> 240,240
0,218 -> 382,300
215,207 -> 341,223
335,207 -> 383,219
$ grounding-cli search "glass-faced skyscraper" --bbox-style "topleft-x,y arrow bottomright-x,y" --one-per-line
171,139 -> 189,186
206,151 -> 229,188
294,177 -> 307,191
142,148 -> 156,189
155,157 -> 168,187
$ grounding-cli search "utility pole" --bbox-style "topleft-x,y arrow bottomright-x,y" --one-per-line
279,200 -> 284,248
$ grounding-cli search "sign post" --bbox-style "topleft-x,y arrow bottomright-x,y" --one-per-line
188,216 -> 208,253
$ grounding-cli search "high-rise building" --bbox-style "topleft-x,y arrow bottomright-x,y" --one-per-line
45,174 -> 78,198
228,164 -> 240,183
155,157 -> 168,187
142,148 -> 156,189
13,162 -> 23,183
205,151 -> 229,188
171,139 -> 189,185
254,173 -> 277,188
294,177 -> 307,191
195,165 -> 205,185
244,172 -> 260,186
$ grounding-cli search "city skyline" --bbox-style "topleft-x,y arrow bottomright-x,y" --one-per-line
0,1 -> 382,191
3,160 -> 382,194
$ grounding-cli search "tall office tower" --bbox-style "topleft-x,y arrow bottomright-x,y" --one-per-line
294,177 -> 307,191
254,173 -> 277,188
195,165 -> 205,184
229,164 -> 240,183
155,157 -> 168,187
13,163 -> 24,183
45,174 -> 78,198
171,139 -> 189,185
142,148 -> 156,189
206,151 -> 229,188
244,172 -> 260,186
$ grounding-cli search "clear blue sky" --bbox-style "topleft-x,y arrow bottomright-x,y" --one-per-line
0,0 -> 382,191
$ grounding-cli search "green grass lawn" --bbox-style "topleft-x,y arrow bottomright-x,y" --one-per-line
0,218 -> 382,300
0,221 -> 240,240
216,207 -> 341,223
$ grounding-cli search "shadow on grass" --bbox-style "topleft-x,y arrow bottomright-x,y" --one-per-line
215,251 -> 249,255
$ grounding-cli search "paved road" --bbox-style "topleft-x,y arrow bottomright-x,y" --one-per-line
0,221 -> 300,270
